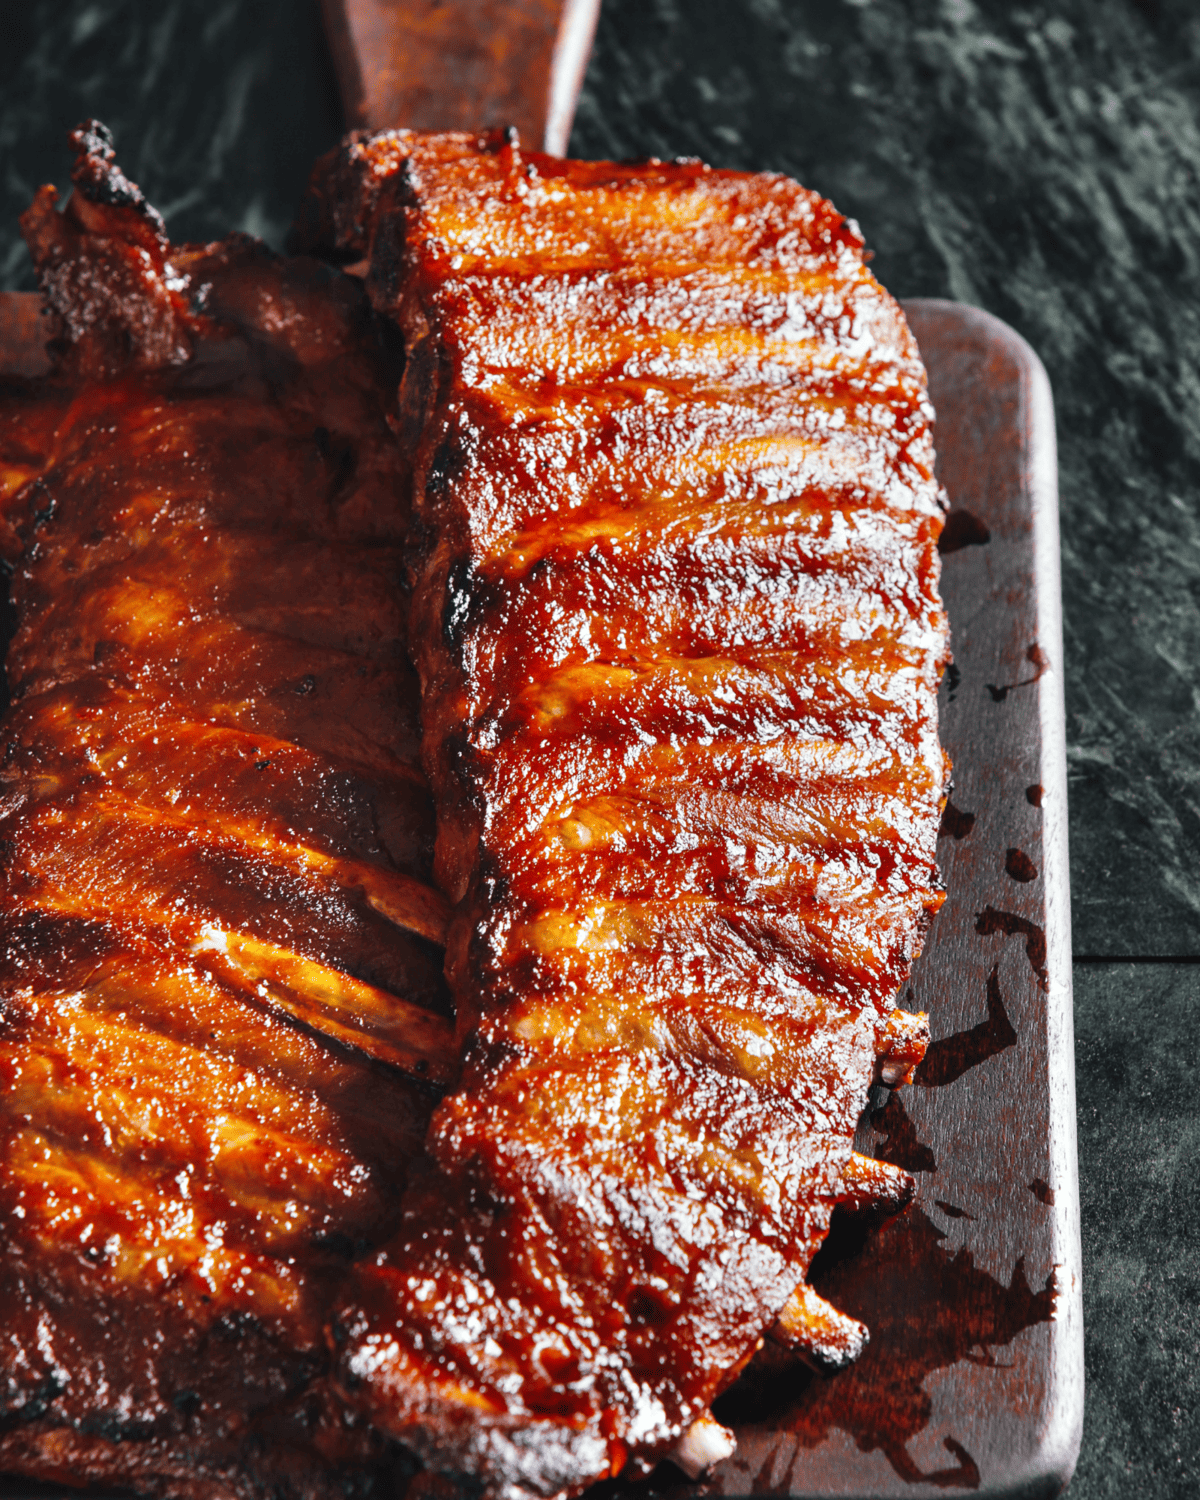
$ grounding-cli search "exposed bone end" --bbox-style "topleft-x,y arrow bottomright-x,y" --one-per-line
769,1282 -> 869,1372
195,927 -> 458,1085
878,1006 -> 930,1086
841,1151 -> 916,1212
669,1412 -> 737,1480
364,872 -> 451,946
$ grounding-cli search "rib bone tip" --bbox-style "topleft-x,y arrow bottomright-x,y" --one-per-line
771,1283 -> 869,1372
670,1412 -> 736,1480
877,1006 -> 931,1086
842,1151 -> 916,1211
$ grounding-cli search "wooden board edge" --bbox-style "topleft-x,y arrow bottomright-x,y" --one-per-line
914,298 -> 1083,1496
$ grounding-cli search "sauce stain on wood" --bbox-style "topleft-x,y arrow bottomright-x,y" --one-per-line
986,643 -> 1049,703
866,1092 -> 937,1175
937,509 -> 991,554
711,1206 -> 1054,1491
975,905 -> 1048,989
1005,847 -> 1038,883
914,966 -> 1016,1088
939,799 -> 976,840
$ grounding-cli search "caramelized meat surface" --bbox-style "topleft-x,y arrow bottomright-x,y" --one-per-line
0,126 -> 449,1500
3,121 -> 946,1500
304,131 -> 947,1493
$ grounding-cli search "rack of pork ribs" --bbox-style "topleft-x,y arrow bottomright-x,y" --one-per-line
0,122 -> 946,1500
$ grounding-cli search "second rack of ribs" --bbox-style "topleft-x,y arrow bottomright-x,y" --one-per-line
0,131 -> 452,1498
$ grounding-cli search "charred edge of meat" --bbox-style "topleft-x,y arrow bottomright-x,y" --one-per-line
289,129 -> 416,266
19,122 -> 204,378
68,118 -> 165,232
291,126 -> 514,269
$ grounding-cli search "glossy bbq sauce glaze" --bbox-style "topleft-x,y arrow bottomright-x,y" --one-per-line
0,123 -> 452,1500
297,129 -> 949,1494
0,122 -> 947,1500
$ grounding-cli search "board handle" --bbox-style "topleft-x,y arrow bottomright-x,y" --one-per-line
321,0 -> 601,154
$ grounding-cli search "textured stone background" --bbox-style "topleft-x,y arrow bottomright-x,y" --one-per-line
0,0 -> 342,283
3,0 -> 1198,1492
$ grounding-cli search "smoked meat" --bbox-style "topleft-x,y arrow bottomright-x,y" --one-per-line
298,130 -> 948,1496
0,123 -> 449,1500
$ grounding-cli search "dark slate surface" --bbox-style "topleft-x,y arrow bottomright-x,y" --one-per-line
0,0 -> 343,287
2,0 -> 1197,1493
1072,963 -> 1200,1498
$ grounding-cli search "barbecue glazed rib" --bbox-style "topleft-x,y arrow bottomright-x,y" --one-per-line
0,124 -> 451,1500
298,131 -> 947,1494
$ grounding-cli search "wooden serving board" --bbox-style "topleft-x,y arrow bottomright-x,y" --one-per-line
320,0 -> 601,154
0,293 -> 1081,1496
